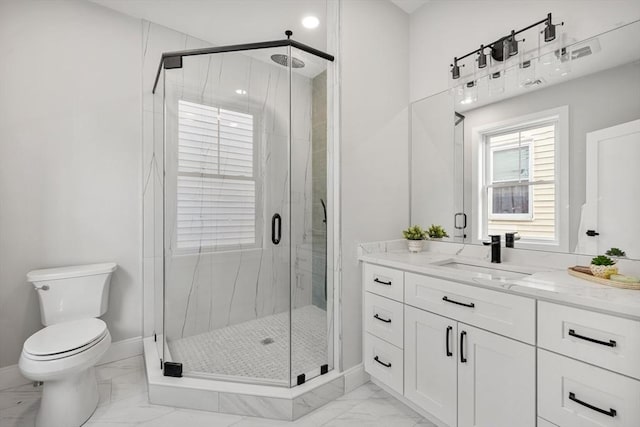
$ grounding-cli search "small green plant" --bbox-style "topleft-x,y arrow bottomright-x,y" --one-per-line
591,255 -> 616,266
427,224 -> 449,239
605,247 -> 626,257
403,225 -> 427,240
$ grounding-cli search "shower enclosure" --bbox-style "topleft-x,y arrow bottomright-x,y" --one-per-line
151,35 -> 334,388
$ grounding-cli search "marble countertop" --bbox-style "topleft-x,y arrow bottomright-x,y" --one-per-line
359,250 -> 640,320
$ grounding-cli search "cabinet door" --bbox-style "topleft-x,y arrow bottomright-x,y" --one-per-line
458,324 -> 535,427
405,306 -> 457,427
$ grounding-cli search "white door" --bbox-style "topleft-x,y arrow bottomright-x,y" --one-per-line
405,306 -> 457,427
458,324 -> 535,427
581,119 -> 640,258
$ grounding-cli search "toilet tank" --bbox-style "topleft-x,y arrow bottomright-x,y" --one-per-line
27,263 -> 118,326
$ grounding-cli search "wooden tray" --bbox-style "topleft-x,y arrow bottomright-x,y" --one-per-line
568,267 -> 640,290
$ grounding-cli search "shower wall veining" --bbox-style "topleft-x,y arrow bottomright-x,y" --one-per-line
142,21 -> 318,342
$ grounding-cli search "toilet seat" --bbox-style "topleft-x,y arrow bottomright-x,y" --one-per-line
23,318 -> 108,361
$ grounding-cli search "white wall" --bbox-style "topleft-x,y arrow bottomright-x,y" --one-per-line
410,0 -> 640,101
0,1 -> 142,369
340,0 -> 410,369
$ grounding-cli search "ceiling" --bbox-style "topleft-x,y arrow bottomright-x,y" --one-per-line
90,0 -> 330,50
390,0 -> 429,14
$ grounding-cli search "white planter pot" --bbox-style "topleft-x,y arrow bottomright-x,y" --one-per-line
590,264 -> 618,279
407,240 -> 425,253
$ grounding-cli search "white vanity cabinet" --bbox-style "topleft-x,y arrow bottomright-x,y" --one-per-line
537,302 -> 640,427
362,260 -> 640,427
363,263 -> 536,427
404,286 -> 535,427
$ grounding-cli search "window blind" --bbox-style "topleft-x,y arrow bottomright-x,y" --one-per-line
177,100 -> 256,249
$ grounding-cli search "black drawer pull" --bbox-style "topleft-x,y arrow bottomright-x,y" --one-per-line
443,296 -> 475,308
460,331 -> 467,363
374,314 -> 391,323
568,329 -> 616,347
374,356 -> 392,368
569,392 -> 617,417
373,278 -> 392,286
446,326 -> 453,357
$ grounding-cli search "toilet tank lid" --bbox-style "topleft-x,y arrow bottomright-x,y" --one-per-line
27,262 -> 117,282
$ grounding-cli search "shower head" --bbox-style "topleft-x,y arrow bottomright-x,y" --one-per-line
270,54 -> 305,68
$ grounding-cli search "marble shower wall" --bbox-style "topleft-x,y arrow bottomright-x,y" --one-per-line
312,71 -> 328,310
142,21 -> 317,343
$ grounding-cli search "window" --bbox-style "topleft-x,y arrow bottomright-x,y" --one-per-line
475,107 -> 568,249
487,134 -> 533,220
177,100 -> 256,250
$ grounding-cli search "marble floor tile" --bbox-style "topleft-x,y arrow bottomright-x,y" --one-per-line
0,355 -> 431,427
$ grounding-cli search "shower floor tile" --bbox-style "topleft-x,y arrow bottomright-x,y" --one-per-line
168,305 -> 328,383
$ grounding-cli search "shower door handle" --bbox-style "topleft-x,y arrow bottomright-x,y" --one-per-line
272,213 -> 281,245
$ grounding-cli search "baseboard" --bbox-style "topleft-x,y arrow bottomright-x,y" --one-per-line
0,364 -> 28,391
98,336 -> 143,365
342,363 -> 369,393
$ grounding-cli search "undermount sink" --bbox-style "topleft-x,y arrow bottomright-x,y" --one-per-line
438,261 -> 530,280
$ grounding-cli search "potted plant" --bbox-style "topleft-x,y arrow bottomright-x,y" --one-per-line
427,224 -> 449,240
605,247 -> 626,258
590,255 -> 618,279
403,225 -> 427,253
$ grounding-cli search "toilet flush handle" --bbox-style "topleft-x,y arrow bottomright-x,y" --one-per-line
36,285 -> 50,291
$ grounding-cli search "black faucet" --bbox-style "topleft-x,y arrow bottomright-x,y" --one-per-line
505,232 -> 520,248
483,235 -> 501,263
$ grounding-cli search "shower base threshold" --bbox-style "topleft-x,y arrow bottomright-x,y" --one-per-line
143,338 -> 345,420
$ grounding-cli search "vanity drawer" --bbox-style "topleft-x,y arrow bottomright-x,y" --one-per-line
538,301 -> 640,380
363,263 -> 404,302
364,333 -> 403,395
404,272 -> 535,344
364,292 -> 404,348
538,349 -> 640,427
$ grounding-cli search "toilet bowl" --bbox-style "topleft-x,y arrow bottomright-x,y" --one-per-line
19,262 -> 117,427
19,318 -> 112,427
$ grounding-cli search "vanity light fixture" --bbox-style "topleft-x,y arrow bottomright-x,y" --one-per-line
451,57 -> 463,79
477,45 -> 488,68
544,12 -> 563,42
507,30 -> 519,56
450,12 -> 564,79
235,89 -> 247,95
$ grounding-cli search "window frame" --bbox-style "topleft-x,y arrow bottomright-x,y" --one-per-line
175,98 -> 262,253
486,138 -> 534,221
471,106 -> 569,252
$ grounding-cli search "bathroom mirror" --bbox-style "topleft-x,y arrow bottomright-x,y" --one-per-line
411,20 -> 640,259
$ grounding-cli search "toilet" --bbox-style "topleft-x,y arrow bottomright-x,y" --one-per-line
19,262 -> 117,427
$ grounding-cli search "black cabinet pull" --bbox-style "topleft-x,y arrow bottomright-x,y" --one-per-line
271,213 -> 281,245
586,229 -> 600,237
446,326 -> 453,357
443,296 -> 475,308
374,356 -> 392,368
374,278 -> 392,286
460,331 -> 467,363
568,329 -> 616,347
373,314 -> 391,323
569,392 -> 617,417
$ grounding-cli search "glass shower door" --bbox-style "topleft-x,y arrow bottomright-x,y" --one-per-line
290,46 -> 333,386
162,47 -> 293,386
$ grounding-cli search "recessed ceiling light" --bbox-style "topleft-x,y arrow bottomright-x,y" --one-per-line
235,89 -> 247,95
302,16 -> 319,29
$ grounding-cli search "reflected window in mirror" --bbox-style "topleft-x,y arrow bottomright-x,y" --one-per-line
475,107 -> 568,250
